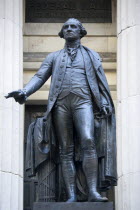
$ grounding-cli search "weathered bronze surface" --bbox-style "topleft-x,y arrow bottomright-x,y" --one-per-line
25,0 -> 112,23
6,18 -> 117,203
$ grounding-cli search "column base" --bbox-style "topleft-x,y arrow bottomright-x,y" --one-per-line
33,202 -> 113,210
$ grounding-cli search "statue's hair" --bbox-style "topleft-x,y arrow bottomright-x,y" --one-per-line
58,18 -> 87,39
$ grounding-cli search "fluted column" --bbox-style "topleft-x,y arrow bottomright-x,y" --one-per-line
0,1 -> 23,210
116,0 -> 140,209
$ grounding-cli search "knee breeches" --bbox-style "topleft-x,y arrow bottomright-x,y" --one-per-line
52,93 -> 96,161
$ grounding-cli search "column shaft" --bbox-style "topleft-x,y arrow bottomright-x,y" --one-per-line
117,0 -> 140,209
0,0 -> 23,210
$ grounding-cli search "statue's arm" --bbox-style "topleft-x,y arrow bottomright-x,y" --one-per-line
97,65 -> 114,115
100,85 -> 112,115
5,53 -> 54,104
23,52 -> 54,97
85,47 -> 114,115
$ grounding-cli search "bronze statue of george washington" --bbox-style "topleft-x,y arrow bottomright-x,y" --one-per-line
6,18 -> 117,202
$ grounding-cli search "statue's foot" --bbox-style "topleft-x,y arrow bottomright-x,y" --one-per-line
66,196 -> 77,203
88,191 -> 108,202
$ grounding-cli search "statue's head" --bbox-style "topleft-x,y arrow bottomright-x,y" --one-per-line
58,18 -> 87,41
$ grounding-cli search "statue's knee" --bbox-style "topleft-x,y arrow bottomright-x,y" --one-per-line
81,138 -> 96,150
59,146 -> 74,161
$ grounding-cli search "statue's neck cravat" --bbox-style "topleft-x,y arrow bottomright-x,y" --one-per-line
65,41 -> 81,62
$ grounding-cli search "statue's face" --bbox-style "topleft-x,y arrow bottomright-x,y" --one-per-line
63,20 -> 81,41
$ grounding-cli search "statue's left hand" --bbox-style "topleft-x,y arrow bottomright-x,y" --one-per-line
101,105 -> 112,116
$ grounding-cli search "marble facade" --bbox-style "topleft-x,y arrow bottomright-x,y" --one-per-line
0,0 -> 140,209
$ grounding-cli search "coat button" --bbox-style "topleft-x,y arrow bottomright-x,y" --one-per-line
58,78 -> 61,81
50,98 -> 53,101
62,59 -> 65,62
63,54 -> 66,57
59,71 -> 63,75
60,65 -> 64,68
56,85 -> 59,88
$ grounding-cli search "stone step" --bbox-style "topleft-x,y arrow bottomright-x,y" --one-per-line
33,202 -> 113,210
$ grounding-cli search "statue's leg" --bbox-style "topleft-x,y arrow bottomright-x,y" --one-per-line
52,99 -> 77,202
73,97 -> 108,202
82,150 -> 108,202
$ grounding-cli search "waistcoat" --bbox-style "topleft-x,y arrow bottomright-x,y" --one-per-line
58,48 -> 91,99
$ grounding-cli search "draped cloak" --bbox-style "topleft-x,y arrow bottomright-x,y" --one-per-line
25,46 -> 117,192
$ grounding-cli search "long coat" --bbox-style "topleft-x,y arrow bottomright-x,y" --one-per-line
25,45 -> 117,190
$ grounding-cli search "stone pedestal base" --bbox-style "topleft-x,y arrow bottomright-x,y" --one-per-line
33,202 -> 113,210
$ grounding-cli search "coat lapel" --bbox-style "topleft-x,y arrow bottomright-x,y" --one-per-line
46,49 -> 68,116
83,46 -> 111,95
80,46 -> 101,108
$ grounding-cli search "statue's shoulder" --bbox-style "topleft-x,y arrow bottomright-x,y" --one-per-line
82,46 -> 102,62
43,50 -> 62,63
47,50 -> 62,59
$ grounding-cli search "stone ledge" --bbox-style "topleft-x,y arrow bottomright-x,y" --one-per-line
23,61 -> 116,71
23,52 -> 116,62
33,202 -> 113,210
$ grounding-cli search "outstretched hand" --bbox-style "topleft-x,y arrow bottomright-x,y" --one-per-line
5,90 -> 27,104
